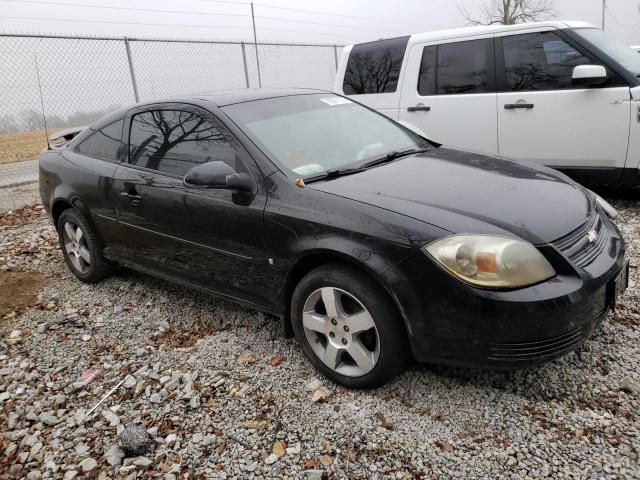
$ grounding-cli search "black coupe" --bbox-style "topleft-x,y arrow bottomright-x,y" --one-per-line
39,89 -> 628,388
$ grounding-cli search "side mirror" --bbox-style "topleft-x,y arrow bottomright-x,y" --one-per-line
184,161 -> 254,192
571,65 -> 608,87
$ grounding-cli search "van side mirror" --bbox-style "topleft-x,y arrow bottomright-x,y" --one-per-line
184,161 -> 254,192
571,65 -> 608,87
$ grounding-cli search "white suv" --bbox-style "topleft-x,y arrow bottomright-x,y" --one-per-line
334,21 -> 640,185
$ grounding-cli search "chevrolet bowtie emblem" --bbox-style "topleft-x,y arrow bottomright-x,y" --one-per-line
587,230 -> 597,243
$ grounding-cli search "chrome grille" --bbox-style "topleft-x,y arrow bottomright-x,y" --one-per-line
553,214 -> 608,269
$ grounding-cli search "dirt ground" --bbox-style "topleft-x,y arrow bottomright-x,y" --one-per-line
0,271 -> 47,318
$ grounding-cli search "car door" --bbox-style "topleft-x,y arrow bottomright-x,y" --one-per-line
110,104 -> 270,308
496,29 -> 631,170
398,36 -> 498,156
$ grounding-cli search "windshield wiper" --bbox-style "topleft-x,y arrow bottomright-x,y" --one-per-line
303,166 -> 364,184
361,148 -> 430,169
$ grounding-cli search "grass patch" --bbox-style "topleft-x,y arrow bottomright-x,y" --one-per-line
0,129 -> 65,164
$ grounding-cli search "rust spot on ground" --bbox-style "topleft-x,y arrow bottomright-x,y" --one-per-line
0,270 -> 47,318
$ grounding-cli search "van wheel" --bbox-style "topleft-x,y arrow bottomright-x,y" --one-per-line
57,209 -> 114,283
291,264 -> 408,389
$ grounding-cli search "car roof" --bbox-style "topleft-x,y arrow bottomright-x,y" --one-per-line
138,88 -> 329,109
346,20 -> 596,48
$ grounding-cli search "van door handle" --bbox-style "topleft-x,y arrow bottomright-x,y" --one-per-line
407,105 -> 431,112
504,103 -> 534,110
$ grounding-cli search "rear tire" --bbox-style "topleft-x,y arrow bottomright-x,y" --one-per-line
291,264 -> 409,389
57,209 -> 114,283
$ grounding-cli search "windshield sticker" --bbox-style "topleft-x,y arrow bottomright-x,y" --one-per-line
320,97 -> 352,106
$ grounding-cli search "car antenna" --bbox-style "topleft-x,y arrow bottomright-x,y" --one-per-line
34,53 -> 51,150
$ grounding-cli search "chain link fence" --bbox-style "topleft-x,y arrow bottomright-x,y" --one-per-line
0,33 -> 342,189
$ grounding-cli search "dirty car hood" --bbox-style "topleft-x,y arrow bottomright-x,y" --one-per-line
308,148 -> 592,244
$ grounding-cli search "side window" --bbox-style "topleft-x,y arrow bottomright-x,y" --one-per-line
128,110 -> 238,177
502,32 -> 592,91
342,36 -> 409,95
417,46 -> 436,96
417,39 -> 493,96
75,119 -> 123,161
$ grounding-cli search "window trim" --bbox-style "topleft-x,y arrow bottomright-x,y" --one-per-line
122,102 -> 251,180
72,118 -> 125,163
495,29 -> 628,93
415,37 -> 497,97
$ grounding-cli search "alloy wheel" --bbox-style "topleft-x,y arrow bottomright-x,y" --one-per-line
62,221 -> 91,274
302,287 -> 380,377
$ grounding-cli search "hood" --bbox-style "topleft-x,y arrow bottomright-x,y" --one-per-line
308,148 -> 593,244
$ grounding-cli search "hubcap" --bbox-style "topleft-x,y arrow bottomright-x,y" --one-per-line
302,287 -> 380,377
62,221 -> 91,274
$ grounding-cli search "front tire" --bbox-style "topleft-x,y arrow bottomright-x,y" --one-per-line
291,264 -> 409,389
57,209 -> 113,283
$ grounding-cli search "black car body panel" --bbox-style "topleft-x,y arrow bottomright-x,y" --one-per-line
39,88 -> 627,370
308,148 -> 594,244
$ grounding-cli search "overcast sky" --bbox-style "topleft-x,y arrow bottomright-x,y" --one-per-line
1,0 -> 639,45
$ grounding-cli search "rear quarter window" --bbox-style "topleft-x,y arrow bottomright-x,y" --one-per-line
342,36 -> 409,95
74,119 -> 124,161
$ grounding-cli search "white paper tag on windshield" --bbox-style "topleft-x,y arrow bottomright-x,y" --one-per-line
320,97 -> 351,106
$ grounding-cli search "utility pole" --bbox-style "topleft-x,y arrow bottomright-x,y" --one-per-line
251,2 -> 262,88
601,0 -> 606,31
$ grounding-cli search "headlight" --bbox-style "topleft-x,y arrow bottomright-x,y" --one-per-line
423,235 -> 555,289
593,193 -> 618,220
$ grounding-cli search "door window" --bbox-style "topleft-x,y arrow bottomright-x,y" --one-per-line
75,119 -> 123,161
342,37 -> 409,95
502,32 -> 592,91
417,39 -> 493,96
128,110 -> 238,176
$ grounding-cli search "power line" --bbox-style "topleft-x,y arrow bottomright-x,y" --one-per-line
0,0 -> 248,17
252,2 -> 423,28
255,15 -> 410,35
2,0 -> 411,36
198,0 -> 422,28
0,16 -> 250,29
0,15 -> 374,40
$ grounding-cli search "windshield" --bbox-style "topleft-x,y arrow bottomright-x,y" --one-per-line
574,28 -> 640,77
222,94 -> 432,179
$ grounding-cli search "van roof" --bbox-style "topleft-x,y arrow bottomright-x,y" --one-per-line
348,20 -> 596,47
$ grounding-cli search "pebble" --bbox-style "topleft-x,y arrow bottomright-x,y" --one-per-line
79,458 -> 98,472
0,200 -> 638,479
119,423 -> 151,456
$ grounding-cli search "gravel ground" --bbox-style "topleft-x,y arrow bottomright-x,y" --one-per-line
1,196 -> 639,480
0,183 -> 40,214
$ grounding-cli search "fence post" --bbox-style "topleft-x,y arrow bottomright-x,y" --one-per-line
241,42 -> 250,88
124,37 -> 140,102
333,45 -> 339,72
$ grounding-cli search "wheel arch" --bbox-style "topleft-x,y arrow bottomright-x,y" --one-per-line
51,198 -> 73,229
280,249 -> 412,345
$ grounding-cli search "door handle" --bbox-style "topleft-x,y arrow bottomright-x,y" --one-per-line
407,105 -> 431,112
120,191 -> 142,205
504,103 -> 534,110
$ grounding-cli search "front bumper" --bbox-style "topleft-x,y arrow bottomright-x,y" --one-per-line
390,211 -> 627,369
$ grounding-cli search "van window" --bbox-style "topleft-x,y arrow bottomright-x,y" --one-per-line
502,32 -> 592,91
342,37 -> 409,95
418,39 -> 493,96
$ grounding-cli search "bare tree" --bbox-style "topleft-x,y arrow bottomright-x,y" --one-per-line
462,0 -> 557,25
